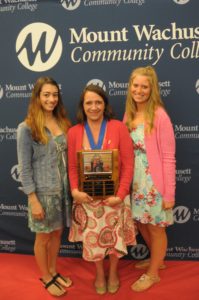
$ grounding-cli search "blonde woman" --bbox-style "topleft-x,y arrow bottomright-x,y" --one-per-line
124,66 -> 176,292
17,77 -> 72,296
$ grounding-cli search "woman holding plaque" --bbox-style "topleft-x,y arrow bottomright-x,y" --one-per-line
17,77 -> 72,297
68,84 -> 136,295
124,66 -> 176,292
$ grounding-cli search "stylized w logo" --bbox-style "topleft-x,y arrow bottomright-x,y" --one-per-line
61,0 -> 79,5
11,165 -> 21,182
16,23 -> 62,72
173,206 -> 191,223
61,0 -> 81,10
16,31 -> 60,66
130,244 -> 149,259
86,79 -> 106,91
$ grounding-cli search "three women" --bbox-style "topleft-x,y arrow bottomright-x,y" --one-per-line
17,65 -> 176,295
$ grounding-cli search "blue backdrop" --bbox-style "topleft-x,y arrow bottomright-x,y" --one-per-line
0,0 -> 199,261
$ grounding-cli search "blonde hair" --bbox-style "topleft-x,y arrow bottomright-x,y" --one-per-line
125,66 -> 164,133
25,77 -> 71,143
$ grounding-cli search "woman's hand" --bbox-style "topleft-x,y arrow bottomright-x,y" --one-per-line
72,189 -> 93,204
103,196 -> 122,207
162,199 -> 175,210
28,193 -> 45,220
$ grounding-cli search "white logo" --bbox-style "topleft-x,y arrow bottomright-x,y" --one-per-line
16,23 -> 63,72
86,79 -> 106,91
195,79 -> 199,95
0,240 -> 16,252
173,206 -> 191,224
130,244 -> 149,260
0,85 -> 4,99
176,168 -> 191,184
61,0 -> 81,10
173,0 -> 190,4
11,165 -> 21,182
159,80 -> 171,98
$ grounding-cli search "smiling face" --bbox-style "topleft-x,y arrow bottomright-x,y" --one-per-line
130,75 -> 151,109
39,83 -> 59,114
83,91 -> 105,123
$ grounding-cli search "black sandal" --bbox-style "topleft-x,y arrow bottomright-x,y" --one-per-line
53,273 -> 73,288
40,277 -> 66,296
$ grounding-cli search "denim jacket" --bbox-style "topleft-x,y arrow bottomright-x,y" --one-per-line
17,122 -> 66,195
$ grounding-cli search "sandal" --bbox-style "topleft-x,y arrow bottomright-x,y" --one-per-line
131,273 -> 160,292
40,278 -> 66,296
94,278 -> 107,295
94,284 -> 107,295
53,273 -> 73,288
107,282 -> 120,294
135,259 -> 166,270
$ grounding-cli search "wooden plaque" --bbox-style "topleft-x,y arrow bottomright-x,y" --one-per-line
77,149 -> 119,199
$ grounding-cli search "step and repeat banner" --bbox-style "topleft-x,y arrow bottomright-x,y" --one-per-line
0,0 -> 199,261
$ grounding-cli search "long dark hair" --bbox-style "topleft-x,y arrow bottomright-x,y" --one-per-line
25,76 -> 71,143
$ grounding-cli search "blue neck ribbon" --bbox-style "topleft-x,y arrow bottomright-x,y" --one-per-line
85,119 -> 107,150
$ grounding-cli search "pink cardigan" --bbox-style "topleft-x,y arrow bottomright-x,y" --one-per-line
124,107 -> 176,202
145,107 -> 176,202
67,119 -> 134,200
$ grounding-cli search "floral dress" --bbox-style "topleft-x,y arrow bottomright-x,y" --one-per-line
130,124 -> 173,227
29,134 -> 71,233
69,142 -> 136,261
69,196 -> 136,261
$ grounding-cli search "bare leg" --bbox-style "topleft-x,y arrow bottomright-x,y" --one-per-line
134,223 -> 151,268
146,224 -> 167,277
108,254 -> 119,285
34,232 -> 52,282
107,254 -> 120,293
131,224 -> 166,292
136,223 -> 165,269
47,228 -> 72,288
34,232 -> 65,296
137,222 -> 151,250
48,228 -> 62,275
94,259 -> 106,288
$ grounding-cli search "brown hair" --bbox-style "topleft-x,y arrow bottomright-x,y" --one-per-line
76,84 -> 114,123
25,77 -> 71,143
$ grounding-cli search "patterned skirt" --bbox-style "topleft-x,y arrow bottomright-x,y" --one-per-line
130,125 -> 174,227
28,193 -> 64,233
69,195 -> 136,261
